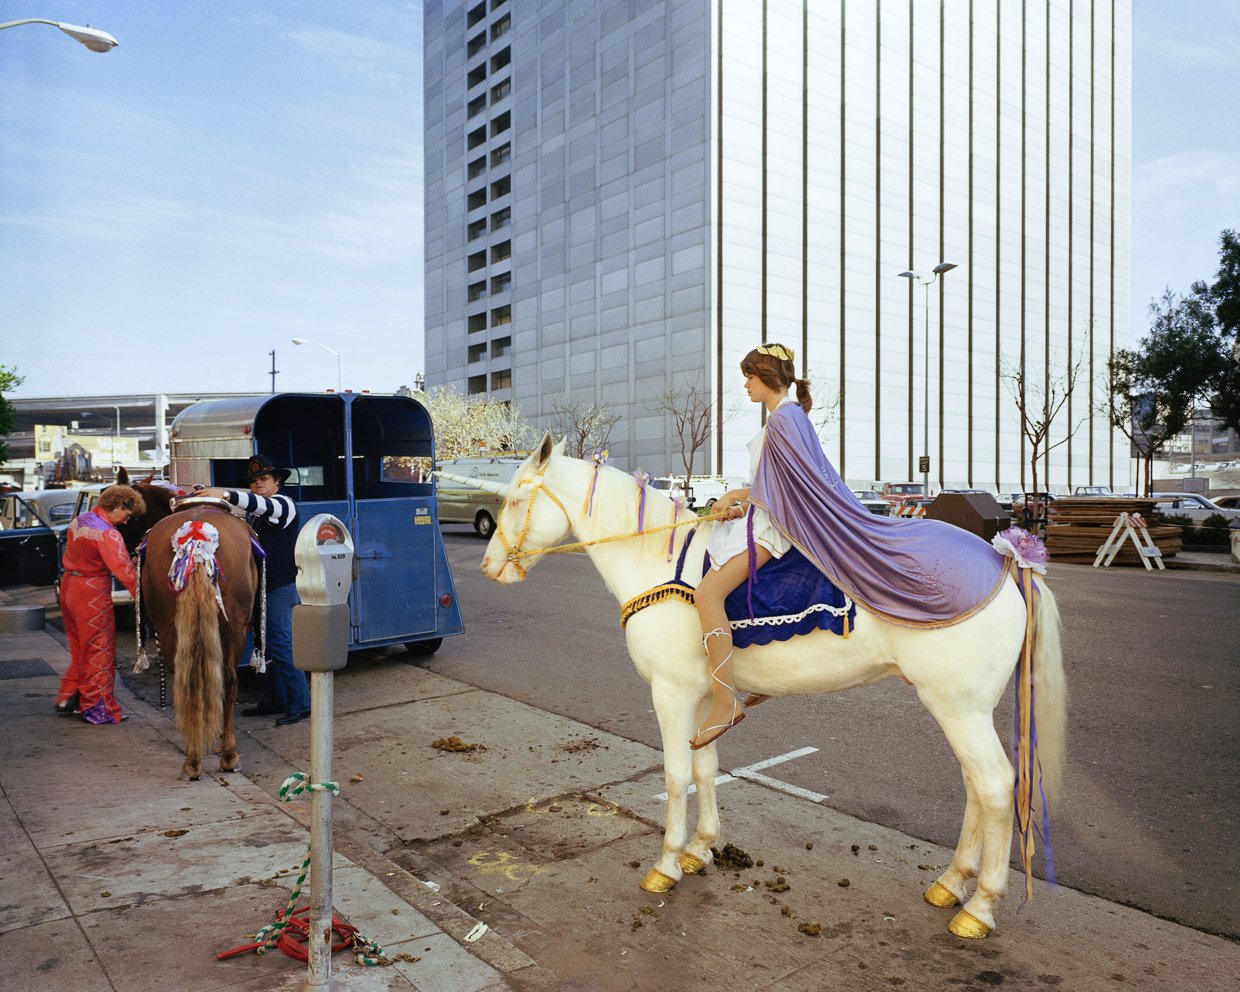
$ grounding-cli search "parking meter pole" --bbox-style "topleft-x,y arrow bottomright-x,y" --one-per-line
292,513 -> 356,992
306,671 -> 334,990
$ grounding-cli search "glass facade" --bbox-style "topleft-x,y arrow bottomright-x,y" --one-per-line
425,0 -> 1132,492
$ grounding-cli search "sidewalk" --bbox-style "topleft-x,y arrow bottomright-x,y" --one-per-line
0,611 -> 550,992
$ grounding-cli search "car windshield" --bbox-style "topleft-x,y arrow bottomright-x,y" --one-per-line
46,504 -> 75,524
854,491 -> 881,500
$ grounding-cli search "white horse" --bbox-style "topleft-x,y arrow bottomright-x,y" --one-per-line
456,434 -> 1065,939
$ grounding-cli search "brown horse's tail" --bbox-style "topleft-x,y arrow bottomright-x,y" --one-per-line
173,568 -> 224,760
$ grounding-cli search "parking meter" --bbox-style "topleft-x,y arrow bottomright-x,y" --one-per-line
293,514 -> 353,671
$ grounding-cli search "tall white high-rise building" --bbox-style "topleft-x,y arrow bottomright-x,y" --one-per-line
424,0 -> 1132,492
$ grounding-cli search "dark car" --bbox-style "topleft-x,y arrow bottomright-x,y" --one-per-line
0,490 -> 78,586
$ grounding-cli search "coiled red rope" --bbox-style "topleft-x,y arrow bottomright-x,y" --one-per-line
216,905 -> 354,961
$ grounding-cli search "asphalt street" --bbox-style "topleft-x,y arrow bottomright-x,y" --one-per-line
420,527 -> 1240,941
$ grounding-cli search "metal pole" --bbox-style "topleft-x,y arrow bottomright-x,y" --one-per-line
923,282 -> 930,499
306,672 -> 334,990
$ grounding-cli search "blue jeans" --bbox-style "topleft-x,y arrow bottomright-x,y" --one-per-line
248,583 -> 310,717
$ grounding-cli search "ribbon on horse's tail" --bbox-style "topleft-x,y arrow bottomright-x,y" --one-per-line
992,527 -> 1056,903
167,518 -> 229,619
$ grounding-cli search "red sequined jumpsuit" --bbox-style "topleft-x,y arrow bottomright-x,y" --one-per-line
56,507 -> 137,724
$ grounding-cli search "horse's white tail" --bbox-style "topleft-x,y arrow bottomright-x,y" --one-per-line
1031,575 -> 1067,815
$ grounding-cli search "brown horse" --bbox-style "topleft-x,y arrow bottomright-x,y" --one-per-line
140,507 -> 258,780
113,470 -> 180,554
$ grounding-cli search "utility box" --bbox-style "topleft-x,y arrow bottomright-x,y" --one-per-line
926,492 -> 1012,542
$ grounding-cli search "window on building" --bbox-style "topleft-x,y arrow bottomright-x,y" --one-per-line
491,142 -> 511,167
468,281 -> 487,302
468,313 -> 487,333
491,240 -> 512,263
467,62 -> 487,88
490,14 -> 511,41
490,175 -> 511,199
491,335 -> 512,358
467,125 -> 486,150
490,111 -> 511,138
491,304 -> 511,326
467,250 -> 487,272
490,78 -> 511,102
491,369 -> 511,390
491,272 -> 511,294
466,32 -> 486,58
468,156 -> 487,180
467,1 -> 486,27
468,374 -> 487,395
467,188 -> 487,210
491,206 -> 511,231
467,94 -> 487,118
467,218 -> 487,240
490,0 -> 507,11
468,342 -> 487,363
490,47 -> 511,72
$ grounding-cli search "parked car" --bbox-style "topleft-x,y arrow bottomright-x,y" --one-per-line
1212,494 -> 1240,510
650,475 -> 729,509
1150,492 -> 1240,524
435,457 -> 525,537
0,490 -> 78,586
1072,485 -> 1114,497
851,490 -> 892,515
1009,492 -> 1057,525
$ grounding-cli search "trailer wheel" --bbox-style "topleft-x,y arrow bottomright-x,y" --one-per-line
705,497 -> 718,509
474,511 -> 495,538
404,638 -> 442,656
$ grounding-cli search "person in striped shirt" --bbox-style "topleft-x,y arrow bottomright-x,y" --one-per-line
203,454 -> 310,726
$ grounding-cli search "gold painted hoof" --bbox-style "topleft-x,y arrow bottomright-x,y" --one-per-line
923,880 -> 961,908
678,853 -> 707,875
639,868 -> 678,893
948,908 -> 993,939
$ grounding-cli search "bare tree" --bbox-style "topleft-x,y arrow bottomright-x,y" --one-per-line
655,377 -> 714,481
549,400 -> 620,458
1000,350 -> 1088,503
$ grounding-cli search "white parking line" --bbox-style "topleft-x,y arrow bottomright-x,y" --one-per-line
655,747 -> 827,802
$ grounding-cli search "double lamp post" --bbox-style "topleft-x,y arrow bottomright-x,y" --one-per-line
898,261 -> 957,499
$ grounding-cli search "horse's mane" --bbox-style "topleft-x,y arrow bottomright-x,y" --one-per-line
555,456 -> 708,560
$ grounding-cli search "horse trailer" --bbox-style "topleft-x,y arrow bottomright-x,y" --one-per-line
167,392 -> 462,654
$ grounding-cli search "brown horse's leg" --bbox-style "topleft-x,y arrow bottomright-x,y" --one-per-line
218,627 -> 242,771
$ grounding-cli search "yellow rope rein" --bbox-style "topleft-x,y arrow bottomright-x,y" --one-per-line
499,477 -> 732,563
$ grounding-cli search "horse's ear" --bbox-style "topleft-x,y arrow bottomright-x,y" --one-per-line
116,467 -> 130,485
140,472 -> 155,486
552,437 -> 568,456
535,432 -> 555,468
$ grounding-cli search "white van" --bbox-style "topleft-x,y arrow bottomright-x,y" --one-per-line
649,475 -> 730,509
435,457 -> 524,537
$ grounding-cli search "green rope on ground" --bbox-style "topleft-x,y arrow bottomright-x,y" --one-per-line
254,843 -> 312,955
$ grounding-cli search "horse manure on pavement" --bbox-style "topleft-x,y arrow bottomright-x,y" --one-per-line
710,843 -> 754,870
798,921 -> 822,936
431,736 -> 484,752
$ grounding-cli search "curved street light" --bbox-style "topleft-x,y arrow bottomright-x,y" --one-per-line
0,18 -> 119,52
291,338 -> 342,393
897,260 -> 958,498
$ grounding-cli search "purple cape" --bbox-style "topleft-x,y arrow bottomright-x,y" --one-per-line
748,404 -> 1010,628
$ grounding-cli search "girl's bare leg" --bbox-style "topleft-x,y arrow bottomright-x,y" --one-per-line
691,546 -> 771,748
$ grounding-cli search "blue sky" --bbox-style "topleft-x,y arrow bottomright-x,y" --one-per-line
2,1 -> 1236,399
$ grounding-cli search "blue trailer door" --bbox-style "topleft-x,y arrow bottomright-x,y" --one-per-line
351,497 -> 441,645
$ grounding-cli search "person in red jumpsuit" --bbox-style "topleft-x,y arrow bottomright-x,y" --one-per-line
54,484 -> 145,724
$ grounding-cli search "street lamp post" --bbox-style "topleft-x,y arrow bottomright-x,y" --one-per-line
291,338 -> 342,393
897,261 -> 958,498
0,18 -> 119,51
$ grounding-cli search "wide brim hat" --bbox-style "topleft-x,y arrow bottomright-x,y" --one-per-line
239,454 -> 291,485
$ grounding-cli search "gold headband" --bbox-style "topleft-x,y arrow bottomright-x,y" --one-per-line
757,344 -> 794,362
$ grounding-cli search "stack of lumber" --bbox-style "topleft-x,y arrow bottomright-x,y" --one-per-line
1043,497 -> 1183,564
